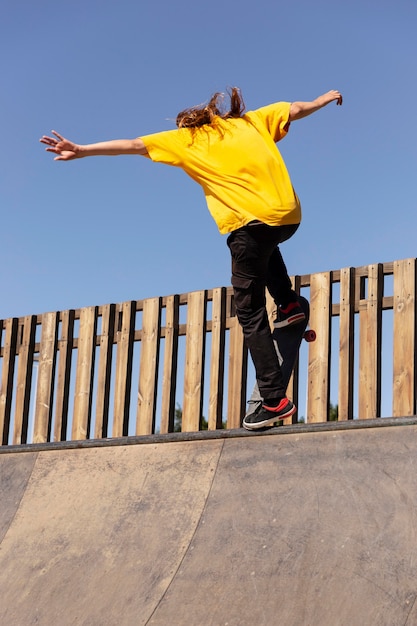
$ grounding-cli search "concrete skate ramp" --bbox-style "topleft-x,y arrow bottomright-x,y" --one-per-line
1,419 -> 417,625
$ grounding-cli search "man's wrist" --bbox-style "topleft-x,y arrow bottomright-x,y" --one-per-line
76,145 -> 86,158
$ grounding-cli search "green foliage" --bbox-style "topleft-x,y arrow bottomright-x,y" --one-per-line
174,404 -> 183,432
329,403 -> 339,421
174,403 -> 227,431
174,403 -> 209,432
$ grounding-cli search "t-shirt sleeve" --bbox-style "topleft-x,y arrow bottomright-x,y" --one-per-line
139,129 -> 187,166
249,102 -> 291,143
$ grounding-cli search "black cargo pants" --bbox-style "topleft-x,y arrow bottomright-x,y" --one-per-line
226,222 -> 299,401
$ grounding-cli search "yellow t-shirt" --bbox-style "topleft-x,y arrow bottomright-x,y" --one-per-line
140,101 -> 301,234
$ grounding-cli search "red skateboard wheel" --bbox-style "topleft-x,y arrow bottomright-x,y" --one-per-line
303,329 -> 316,342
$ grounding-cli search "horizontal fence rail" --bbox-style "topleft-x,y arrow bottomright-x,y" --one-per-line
0,259 -> 416,445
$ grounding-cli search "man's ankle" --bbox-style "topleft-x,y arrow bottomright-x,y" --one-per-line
263,397 -> 288,412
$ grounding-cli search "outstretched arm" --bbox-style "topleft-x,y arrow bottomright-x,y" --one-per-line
40,131 -> 148,161
289,90 -> 343,122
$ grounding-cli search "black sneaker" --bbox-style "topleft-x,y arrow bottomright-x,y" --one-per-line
274,302 -> 306,328
243,398 -> 296,430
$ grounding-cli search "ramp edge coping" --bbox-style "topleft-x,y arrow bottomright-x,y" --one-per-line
1,416 -> 416,455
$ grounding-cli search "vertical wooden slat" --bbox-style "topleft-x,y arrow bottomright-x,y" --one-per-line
208,287 -> 226,430
160,295 -> 179,434
182,291 -> 206,432
226,316 -> 247,429
307,272 -> 332,423
359,264 -> 383,419
393,259 -> 416,416
53,309 -> 75,442
13,316 -> 36,444
113,301 -> 136,437
94,304 -> 116,438
72,307 -> 97,440
34,312 -> 59,443
0,318 -> 18,445
136,297 -> 161,435
338,268 -> 355,420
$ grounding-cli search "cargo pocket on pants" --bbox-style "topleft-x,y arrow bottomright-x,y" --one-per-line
231,275 -> 255,319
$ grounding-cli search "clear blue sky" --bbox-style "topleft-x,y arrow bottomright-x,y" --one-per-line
1,0 -> 416,320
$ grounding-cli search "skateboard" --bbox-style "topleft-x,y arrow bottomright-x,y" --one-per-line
245,295 -> 315,420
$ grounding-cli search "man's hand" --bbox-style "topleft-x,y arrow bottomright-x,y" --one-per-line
320,90 -> 343,106
40,131 -> 81,161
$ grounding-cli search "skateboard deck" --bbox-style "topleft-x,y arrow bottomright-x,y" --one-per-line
245,295 -> 315,419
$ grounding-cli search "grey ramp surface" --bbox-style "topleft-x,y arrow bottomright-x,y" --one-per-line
150,427 -> 417,626
0,440 -> 223,626
1,424 -> 417,625
0,452 -> 38,543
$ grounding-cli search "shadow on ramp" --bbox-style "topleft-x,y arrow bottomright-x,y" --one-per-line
1,420 -> 417,625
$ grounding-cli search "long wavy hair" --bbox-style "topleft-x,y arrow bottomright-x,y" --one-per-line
176,87 -> 245,129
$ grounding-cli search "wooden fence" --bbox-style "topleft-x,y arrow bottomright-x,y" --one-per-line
0,258 -> 416,446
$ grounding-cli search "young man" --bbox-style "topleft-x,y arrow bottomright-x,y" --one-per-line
40,88 -> 342,430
